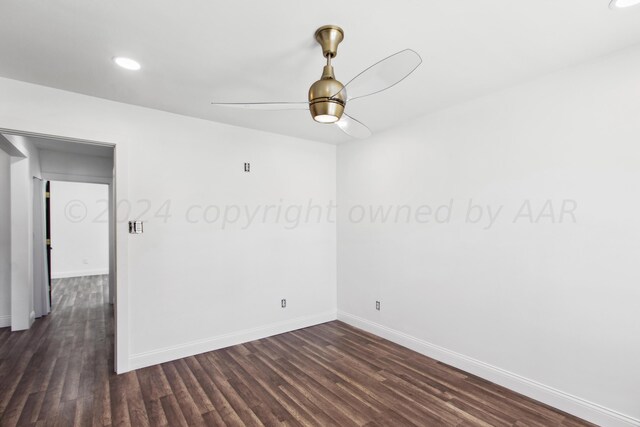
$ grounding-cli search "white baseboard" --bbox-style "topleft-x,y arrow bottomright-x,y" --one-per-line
0,314 -> 10,328
52,268 -> 109,279
129,310 -> 338,371
338,311 -> 639,427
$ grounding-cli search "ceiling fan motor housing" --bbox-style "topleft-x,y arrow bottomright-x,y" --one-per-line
309,65 -> 346,123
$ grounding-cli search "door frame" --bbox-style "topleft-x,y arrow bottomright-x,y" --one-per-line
0,127 -> 128,374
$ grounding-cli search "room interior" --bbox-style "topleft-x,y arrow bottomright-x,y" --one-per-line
0,1 -> 639,426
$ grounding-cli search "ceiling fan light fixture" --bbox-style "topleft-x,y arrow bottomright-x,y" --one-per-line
314,114 -> 340,124
309,97 -> 345,123
609,0 -> 640,8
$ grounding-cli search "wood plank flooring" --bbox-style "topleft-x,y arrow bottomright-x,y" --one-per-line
0,276 -> 595,426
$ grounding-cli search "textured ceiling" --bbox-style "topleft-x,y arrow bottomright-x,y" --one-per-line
1,0 -> 639,144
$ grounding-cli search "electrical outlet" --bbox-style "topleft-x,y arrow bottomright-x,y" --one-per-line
376,301 -> 380,311
281,299 -> 286,308
244,162 -> 250,172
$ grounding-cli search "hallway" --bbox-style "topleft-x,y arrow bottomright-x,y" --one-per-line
0,275 -> 112,425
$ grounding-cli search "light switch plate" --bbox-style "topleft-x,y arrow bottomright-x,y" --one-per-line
129,221 -> 143,234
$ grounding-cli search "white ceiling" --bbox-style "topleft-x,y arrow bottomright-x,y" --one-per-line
1,1 -> 639,144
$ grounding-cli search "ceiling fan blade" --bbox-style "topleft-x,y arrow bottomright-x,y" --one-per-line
211,101 -> 309,111
336,114 -> 372,139
335,49 -> 422,101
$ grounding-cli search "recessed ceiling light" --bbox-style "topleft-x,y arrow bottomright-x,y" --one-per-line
609,0 -> 640,9
113,56 -> 141,71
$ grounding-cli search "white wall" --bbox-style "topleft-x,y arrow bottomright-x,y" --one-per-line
50,181 -> 109,278
337,47 -> 640,425
126,123 -> 337,367
0,149 -> 10,327
0,76 -> 337,372
6,135 -> 42,330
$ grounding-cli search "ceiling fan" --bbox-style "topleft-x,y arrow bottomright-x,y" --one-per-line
211,25 -> 422,139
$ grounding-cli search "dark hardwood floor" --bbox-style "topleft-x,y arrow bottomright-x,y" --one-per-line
0,276 -> 595,426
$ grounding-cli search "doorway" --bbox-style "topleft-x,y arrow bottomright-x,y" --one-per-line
0,130 -> 121,372
47,180 -> 111,306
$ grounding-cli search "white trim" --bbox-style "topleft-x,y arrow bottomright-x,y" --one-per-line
0,133 -> 26,157
113,141 -> 128,373
51,269 -> 109,279
42,172 -> 112,185
337,311 -> 640,427
129,310 -> 337,371
0,315 -> 10,328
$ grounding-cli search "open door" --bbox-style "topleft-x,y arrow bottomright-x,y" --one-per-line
33,178 -> 51,318
45,181 -> 52,308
